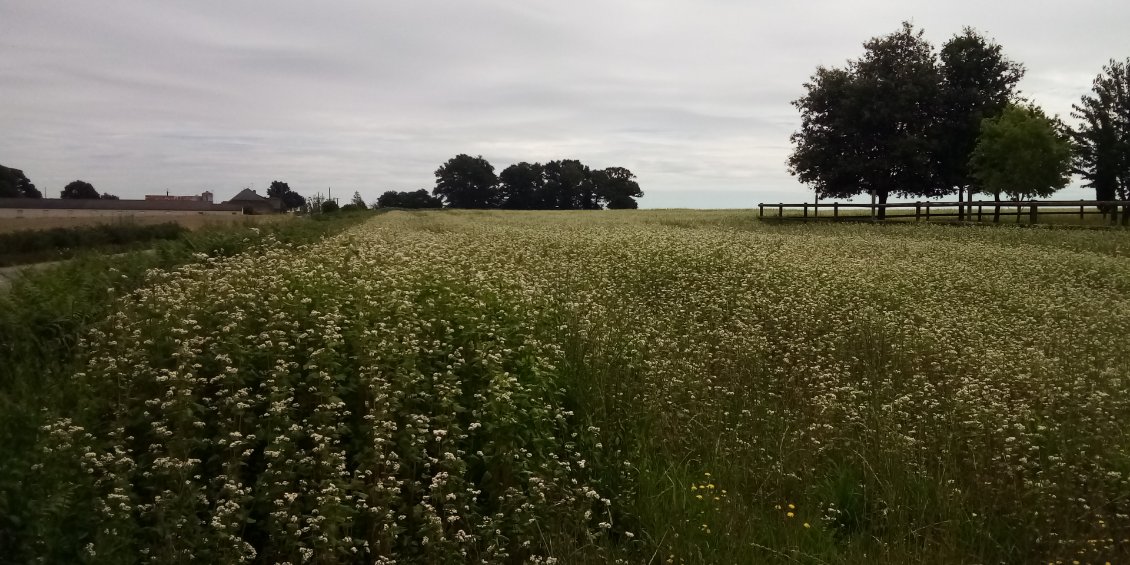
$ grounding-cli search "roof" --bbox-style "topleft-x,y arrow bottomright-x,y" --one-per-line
224,189 -> 283,212
228,188 -> 266,202
0,197 -> 243,212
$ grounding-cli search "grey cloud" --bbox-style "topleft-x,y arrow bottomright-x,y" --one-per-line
1,0 -> 1126,208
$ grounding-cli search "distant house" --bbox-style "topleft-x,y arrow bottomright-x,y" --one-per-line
225,189 -> 283,215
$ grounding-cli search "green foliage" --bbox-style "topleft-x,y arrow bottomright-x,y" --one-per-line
375,189 -> 443,209
1071,58 -> 1130,208
60,180 -> 99,199
937,28 -> 1025,194
969,103 -> 1073,200
497,162 -> 545,209
789,23 -> 1025,211
0,222 -> 186,266
321,199 -> 340,213
0,165 -> 42,198
465,158 -> 644,210
433,154 -> 499,209
593,167 -> 643,209
349,191 -> 367,210
7,211 -> 1130,562
790,22 -> 944,212
0,213 -> 367,563
268,180 -> 307,211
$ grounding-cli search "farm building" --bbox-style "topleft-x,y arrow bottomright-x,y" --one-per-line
0,197 -> 243,219
0,189 -> 284,221
226,189 -> 284,214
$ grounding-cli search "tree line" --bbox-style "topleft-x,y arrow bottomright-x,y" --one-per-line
788,22 -> 1130,221
0,171 -> 121,200
376,155 -> 643,210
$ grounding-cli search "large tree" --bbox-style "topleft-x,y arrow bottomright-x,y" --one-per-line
498,162 -> 545,210
349,191 -> 367,210
969,103 -> 1072,221
789,22 -> 944,218
61,180 -> 100,199
789,23 -> 1027,219
267,180 -> 307,211
1070,58 -> 1130,222
937,28 -> 1025,214
542,159 -> 595,209
593,167 -> 643,209
433,154 -> 499,209
0,165 -> 42,198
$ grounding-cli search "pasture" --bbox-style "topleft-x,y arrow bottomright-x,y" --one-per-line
3,210 -> 1129,563
0,213 -> 290,235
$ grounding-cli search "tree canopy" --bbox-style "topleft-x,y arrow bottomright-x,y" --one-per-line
267,180 -> 307,211
435,155 -> 643,210
937,28 -> 1025,197
61,180 -> 100,199
969,103 -> 1072,201
376,189 -> 443,209
0,165 -> 42,198
592,167 -> 643,209
433,155 -> 499,209
789,23 -> 1026,216
1070,58 -> 1130,211
349,191 -> 367,210
498,162 -> 545,210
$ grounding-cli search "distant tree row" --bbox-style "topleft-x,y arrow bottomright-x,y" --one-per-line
0,171 -> 123,200
417,154 -> 642,210
787,23 -> 1130,221
375,189 -> 443,209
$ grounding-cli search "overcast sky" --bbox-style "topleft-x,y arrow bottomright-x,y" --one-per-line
1,1 -> 1126,207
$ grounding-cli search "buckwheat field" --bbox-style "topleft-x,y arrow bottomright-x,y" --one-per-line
14,210 -> 1130,563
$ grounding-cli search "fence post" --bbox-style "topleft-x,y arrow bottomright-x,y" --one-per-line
1079,200 -> 1084,221
834,202 -> 839,218
978,202 -> 983,222
926,201 -> 931,220
1030,202 -> 1038,224
778,203 -> 783,218
803,204 -> 808,218
915,201 -> 921,221
759,203 -> 764,219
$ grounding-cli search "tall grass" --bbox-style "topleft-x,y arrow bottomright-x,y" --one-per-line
3,209 -> 1129,563
0,212 -> 371,562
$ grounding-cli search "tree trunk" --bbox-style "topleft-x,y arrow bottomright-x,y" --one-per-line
993,192 -> 1001,223
958,186 -> 964,221
877,191 -> 888,220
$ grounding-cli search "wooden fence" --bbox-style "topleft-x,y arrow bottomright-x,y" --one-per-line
757,199 -> 1130,225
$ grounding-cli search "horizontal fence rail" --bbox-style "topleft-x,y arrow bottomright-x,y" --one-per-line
757,199 -> 1130,225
